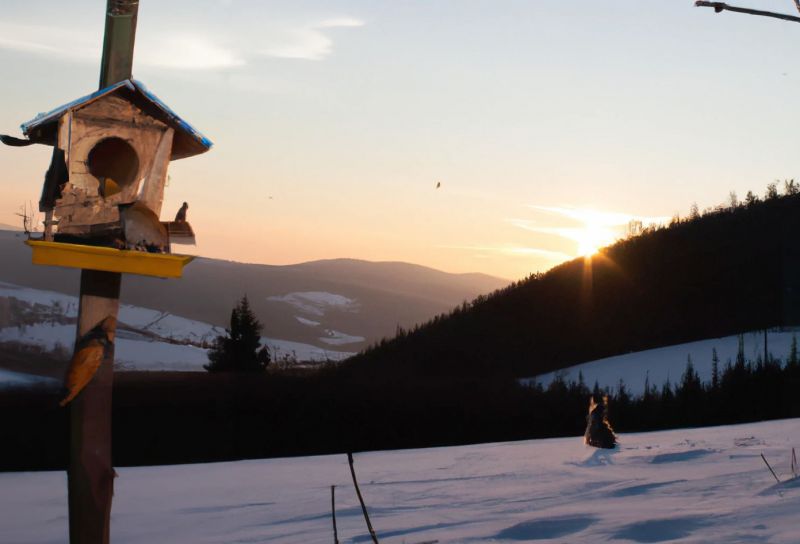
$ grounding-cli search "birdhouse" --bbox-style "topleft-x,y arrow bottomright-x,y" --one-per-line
3,79 -> 211,278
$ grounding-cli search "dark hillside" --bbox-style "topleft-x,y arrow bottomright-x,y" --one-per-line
348,194 -> 800,378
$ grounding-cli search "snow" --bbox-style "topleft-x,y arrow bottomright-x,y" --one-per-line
318,329 -> 366,346
295,316 -> 321,327
0,282 -> 354,377
528,330 -> 798,395
0,323 -> 353,372
267,337 -> 354,363
267,291 -> 359,317
2,418 -> 800,543
0,368 -> 58,389
0,281 -> 79,317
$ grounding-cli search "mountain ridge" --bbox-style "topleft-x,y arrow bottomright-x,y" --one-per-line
0,230 -> 509,352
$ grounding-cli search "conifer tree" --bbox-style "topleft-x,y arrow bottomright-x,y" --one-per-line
205,295 -> 270,372
711,348 -> 720,391
789,335 -> 799,368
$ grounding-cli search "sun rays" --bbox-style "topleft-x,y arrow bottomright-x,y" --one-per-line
512,206 -> 669,259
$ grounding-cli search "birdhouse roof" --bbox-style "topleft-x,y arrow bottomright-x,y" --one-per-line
21,79 -> 212,160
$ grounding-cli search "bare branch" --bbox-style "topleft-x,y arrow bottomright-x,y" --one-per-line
695,1 -> 800,23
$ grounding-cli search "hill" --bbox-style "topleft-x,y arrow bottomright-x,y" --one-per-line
348,193 -> 800,378
0,230 -> 508,354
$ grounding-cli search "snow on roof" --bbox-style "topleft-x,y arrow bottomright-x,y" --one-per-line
20,79 -> 212,160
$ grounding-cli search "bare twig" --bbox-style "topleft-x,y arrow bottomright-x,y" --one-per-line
347,453 -> 379,544
761,453 -> 781,484
695,2 -> 800,23
331,485 -> 339,544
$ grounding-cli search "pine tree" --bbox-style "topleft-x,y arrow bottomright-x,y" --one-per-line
711,348 -> 720,391
736,334 -> 746,369
789,335 -> 799,368
205,295 -> 270,372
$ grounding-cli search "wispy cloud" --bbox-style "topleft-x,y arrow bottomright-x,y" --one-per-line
0,23 -> 99,63
528,205 -> 670,227
260,18 -> 365,61
137,35 -> 245,70
0,16 -> 364,70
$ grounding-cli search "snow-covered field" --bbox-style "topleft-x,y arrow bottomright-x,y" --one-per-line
530,330 -> 798,396
267,291 -> 360,317
2,418 -> 799,543
0,282 -> 354,378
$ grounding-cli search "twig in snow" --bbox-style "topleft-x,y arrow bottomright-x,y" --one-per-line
348,452 -> 379,544
761,452 -> 781,484
331,485 -> 339,544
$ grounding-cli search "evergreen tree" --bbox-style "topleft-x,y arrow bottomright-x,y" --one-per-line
736,334 -> 746,368
765,182 -> 779,200
205,296 -> 270,372
789,335 -> 799,368
711,348 -> 720,391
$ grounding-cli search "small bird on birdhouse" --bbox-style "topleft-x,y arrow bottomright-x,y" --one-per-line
119,201 -> 169,252
60,316 -> 117,407
175,201 -> 188,222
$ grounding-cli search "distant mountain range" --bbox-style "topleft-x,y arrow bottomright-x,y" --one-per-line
0,230 -> 508,357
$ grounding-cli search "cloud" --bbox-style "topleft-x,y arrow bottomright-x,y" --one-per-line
136,35 -> 245,70
528,205 -> 670,227
0,23 -> 99,63
0,22 -> 243,71
0,15 -> 364,71
260,18 -> 365,61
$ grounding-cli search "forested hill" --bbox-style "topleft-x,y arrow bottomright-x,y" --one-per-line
347,192 -> 800,378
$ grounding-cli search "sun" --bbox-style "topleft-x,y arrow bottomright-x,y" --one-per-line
575,224 -> 615,257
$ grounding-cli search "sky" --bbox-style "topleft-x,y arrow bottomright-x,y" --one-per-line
1,0 -> 799,280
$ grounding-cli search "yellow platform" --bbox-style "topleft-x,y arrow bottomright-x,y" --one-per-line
26,240 -> 194,278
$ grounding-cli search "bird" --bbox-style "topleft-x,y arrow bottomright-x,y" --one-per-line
175,201 -> 189,222
436,181 -> 441,189
60,316 -> 117,407
118,201 -> 169,252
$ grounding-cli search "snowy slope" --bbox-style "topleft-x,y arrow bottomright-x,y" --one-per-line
2,418 -> 799,543
0,368 -> 59,389
0,282 -> 354,377
529,330 -> 798,395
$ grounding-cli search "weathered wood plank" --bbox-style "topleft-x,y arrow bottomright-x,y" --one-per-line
138,127 -> 173,216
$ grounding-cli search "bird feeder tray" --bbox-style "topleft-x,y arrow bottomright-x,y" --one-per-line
25,240 -> 194,278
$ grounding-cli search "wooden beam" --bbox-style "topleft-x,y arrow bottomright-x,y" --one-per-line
68,271 -> 120,544
695,1 -> 800,23
99,0 -> 139,88
68,2 -> 138,543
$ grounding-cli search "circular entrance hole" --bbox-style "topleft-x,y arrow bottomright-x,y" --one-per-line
87,137 -> 139,198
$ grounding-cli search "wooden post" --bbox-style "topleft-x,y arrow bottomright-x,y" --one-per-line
99,0 -> 139,88
68,2 -> 138,542
68,271 -> 120,544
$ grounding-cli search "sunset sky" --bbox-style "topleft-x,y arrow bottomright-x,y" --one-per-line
1,0 -> 799,280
